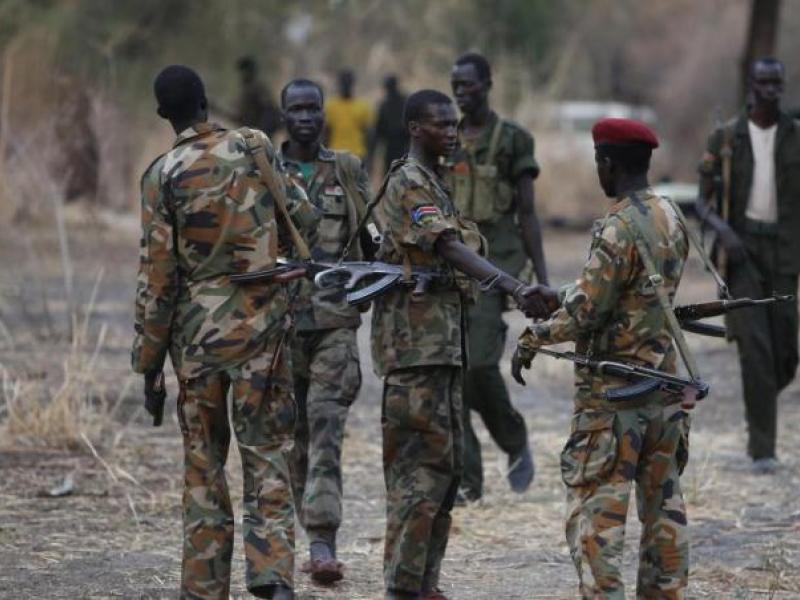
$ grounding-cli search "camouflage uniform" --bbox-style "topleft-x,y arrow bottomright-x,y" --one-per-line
372,158 -> 482,594
445,112 -> 538,497
699,112 -> 800,459
517,189 -> 691,599
132,123 -> 316,598
280,143 -> 369,549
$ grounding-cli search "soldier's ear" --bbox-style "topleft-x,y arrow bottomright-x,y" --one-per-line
408,120 -> 421,138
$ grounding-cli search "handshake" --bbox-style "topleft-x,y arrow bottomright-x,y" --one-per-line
512,283 -> 561,320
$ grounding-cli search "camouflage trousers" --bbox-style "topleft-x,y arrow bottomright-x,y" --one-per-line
289,327 -> 361,546
562,401 -> 690,599
177,350 -> 296,599
382,366 -> 463,594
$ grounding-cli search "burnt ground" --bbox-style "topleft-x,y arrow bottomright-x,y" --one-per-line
0,215 -> 798,599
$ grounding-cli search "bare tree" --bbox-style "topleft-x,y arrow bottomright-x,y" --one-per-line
741,0 -> 781,100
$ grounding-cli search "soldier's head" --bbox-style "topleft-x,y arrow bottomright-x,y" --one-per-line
404,90 -> 457,157
592,118 -> 658,198
338,69 -> 355,98
281,79 -> 325,145
451,52 -> 492,116
384,75 -> 399,96
237,56 -> 258,84
750,57 -> 785,108
153,65 -> 207,131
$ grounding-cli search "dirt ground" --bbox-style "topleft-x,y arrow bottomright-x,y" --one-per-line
0,214 -> 798,599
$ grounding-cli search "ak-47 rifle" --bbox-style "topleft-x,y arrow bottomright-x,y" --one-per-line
314,261 -> 445,305
675,294 -> 795,338
229,258 -> 336,284
230,258 -> 447,306
533,347 -> 709,408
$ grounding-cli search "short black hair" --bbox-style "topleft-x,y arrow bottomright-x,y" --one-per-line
280,78 -> 325,108
154,65 -> 206,121
596,143 -> 652,174
751,56 -> 785,76
403,89 -> 453,127
455,52 -> 492,81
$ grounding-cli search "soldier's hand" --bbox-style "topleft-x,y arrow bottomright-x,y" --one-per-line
718,225 -> 747,265
144,371 -> 167,427
511,346 -> 536,386
514,284 -> 559,319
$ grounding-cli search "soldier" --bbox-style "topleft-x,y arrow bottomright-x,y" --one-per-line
371,89 -> 544,600
235,56 -> 282,136
132,65 -> 318,600
278,78 -> 374,584
697,57 -> 800,472
512,118 -> 692,598
324,69 -> 374,159
447,52 -> 548,501
369,75 -> 410,176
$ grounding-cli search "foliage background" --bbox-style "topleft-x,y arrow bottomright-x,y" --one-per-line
1,0 -> 800,216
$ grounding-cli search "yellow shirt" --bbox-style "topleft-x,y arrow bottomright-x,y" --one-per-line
325,96 -> 373,158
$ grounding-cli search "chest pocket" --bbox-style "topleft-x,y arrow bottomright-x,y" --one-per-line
319,188 -> 348,218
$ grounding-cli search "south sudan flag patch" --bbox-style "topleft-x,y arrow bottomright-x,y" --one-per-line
411,205 -> 441,225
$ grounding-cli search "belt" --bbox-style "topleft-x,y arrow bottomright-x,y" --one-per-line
744,218 -> 778,236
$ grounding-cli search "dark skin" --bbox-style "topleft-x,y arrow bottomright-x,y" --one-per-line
697,59 -> 785,265
282,83 -> 325,162
511,149 -> 650,384
408,101 -> 546,316
450,62 -> 549,285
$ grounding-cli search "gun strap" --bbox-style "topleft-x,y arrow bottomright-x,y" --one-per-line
484,117 -> 505,166
622,196 -> 701,382
340,159 -> 403,263
241,130 -> 311,260
663,196 -> 730,299
333,151 -> 368,261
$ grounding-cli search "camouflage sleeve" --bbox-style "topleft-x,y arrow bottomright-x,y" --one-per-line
510,126 -> 540,181
518,215 -> 636,350
131,166 -> 178,374
388,179 -> 456,254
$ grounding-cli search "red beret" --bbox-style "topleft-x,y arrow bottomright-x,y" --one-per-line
591,118 -> 659,148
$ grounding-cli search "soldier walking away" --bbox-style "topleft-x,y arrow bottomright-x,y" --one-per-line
132,65 -> 318,600
697,57 -> 800,473
447,52 -> 548,502
235,56 -> 282,136
278,78 -> 375,585
369,75 -> 409,176
324,69 -> 374,159
513,118 -> 692,598
371,89 -> 545,600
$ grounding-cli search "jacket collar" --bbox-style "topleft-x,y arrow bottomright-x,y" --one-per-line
173,122 -> 225,147
279,141 -> 336,165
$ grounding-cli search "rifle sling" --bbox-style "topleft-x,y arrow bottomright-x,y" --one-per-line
241,130 -> 311,261
621,197 -> 701,383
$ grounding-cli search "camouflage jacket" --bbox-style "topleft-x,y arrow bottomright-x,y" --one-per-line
445,111 -> 539,275
371,158 -> 472,377
132,123 -> 314,379
699,111 -> 800,273
517,188 -> 688,405
279,143 -> 370,331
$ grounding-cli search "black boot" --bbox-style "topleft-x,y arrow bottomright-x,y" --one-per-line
250,582 -> 295,599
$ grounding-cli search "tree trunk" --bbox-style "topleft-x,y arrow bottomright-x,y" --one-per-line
741,0 -> 781,102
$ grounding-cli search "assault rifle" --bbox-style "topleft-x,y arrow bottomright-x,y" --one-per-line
229,258 -> 335,284
675,294 -> 795,338
532,347 -> 709,407
230,258 -> 447,306
314,261 -> 445,305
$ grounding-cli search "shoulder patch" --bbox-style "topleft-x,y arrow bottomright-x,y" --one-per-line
410,204 -> 442,225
